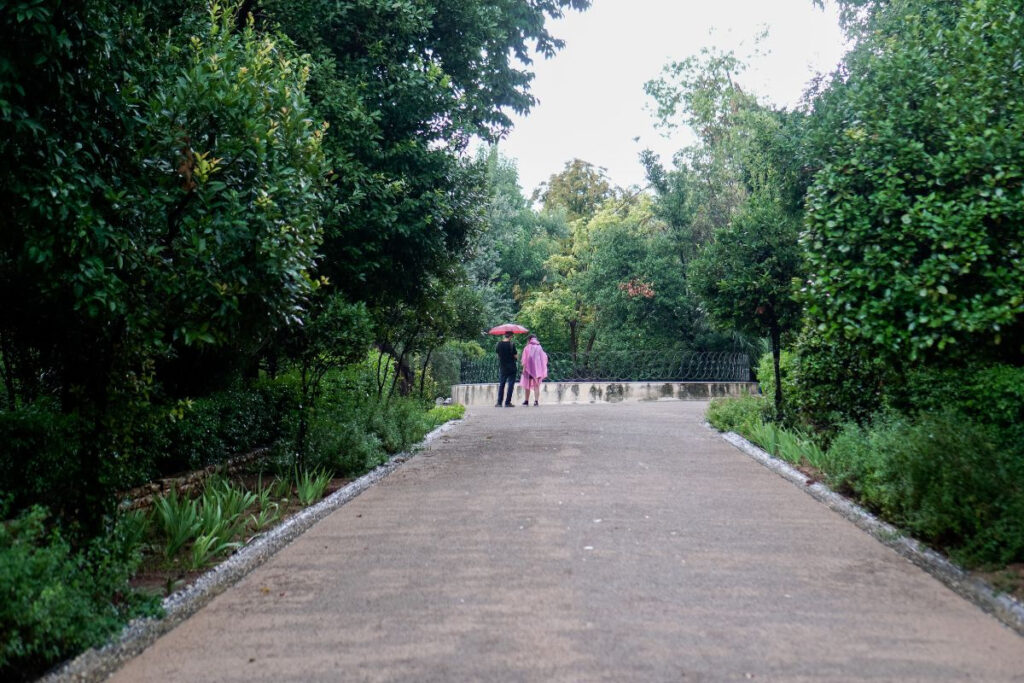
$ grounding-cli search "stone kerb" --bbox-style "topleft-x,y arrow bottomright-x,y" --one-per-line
450,381 -> 758,406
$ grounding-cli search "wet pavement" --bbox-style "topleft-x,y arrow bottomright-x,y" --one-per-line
108,402 -> 1024,682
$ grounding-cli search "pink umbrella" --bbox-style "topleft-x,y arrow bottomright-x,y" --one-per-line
487,323 -> 529,335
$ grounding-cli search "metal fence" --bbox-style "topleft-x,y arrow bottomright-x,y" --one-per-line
459,351 -> 751,384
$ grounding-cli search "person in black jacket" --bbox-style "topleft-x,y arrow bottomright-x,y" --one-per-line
495,331 -> 517,407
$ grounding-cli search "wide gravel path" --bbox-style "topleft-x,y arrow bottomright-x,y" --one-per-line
110,402 -> 1024,682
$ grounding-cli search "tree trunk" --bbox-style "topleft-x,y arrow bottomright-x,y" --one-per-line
419,348 -> 434,398
568,319 -> 578,363
770,321 -> 784,422
0,330 -> 18,408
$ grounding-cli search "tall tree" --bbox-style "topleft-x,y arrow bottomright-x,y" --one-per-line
533,158 -> 617,223
689,192 -> 803,418
0,1 -> 328,524
251,0 -> 591,315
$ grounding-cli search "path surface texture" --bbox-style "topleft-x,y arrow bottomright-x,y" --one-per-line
111,402 -> 1024,682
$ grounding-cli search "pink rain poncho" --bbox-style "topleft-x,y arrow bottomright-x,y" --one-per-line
519,337 -> 548,390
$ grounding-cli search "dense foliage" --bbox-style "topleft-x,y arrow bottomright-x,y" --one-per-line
699,0 -> 1023,572
802,0 -> 1024,362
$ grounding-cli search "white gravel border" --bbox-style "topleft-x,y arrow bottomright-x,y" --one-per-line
716,426 -> 1024,637
42,419 -> 463,682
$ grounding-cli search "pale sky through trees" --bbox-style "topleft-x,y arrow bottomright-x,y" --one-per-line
498,0 -> 848,196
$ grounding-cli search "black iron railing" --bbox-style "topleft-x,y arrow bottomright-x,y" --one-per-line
459,351 -> 751,384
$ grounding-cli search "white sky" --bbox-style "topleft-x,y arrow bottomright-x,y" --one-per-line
495,0 -> 849,196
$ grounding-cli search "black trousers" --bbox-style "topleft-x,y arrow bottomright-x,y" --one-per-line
497,365 -> 517,405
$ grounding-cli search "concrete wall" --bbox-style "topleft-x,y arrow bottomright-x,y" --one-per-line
451,381 -> 759,406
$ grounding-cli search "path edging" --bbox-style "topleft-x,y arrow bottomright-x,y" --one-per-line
42,419 -> 463,683
716,427 -> 1024,637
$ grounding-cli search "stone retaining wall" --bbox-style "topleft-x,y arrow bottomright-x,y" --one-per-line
451,381 -> 759,406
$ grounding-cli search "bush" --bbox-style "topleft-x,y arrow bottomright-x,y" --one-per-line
705,394 -> 766,434
891,363 -> 1024,433
0,507 -> 160,682
149,381 -> 285,476
788,328 -> 889,437
427,342 -> 485,395
0,403 -> 86,515
369,397 -> 431,454
826,409 -> 1024,566
305,415 -> 384,474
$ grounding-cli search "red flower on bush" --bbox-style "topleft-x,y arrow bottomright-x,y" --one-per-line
618,279 -> 655,299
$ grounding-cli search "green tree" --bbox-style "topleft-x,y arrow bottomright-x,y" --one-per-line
533,158 -> 618,223
0,1 -> 327,524
253,0 -> 591,316
802,0 -> 1024,363
575,198 -> 696,353
467,147 -> 564,327
689,192 -> 803,418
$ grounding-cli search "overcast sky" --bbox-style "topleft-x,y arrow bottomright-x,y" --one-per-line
496,0 -> 849,196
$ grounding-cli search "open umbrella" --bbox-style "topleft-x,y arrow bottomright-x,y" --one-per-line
487,323 -> 529,335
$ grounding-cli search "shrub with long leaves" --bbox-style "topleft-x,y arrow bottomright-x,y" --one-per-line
295,468 -> 332,507
189,531 -> 241,571
152,490 -> 200,560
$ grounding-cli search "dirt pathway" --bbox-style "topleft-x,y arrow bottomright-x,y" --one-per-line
109,402 -> 1024,682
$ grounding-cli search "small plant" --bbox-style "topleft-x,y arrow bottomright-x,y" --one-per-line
201,480 -> 256,540
188,531 -> 241,571
196,501 -> 234,546
117,508 -> 151,552
745,421 -> 828,472
254,474 -> 274,510
295,468 -> 332,506
249,502 -> 281,532
270,476 -> 292,501
152,489 -> 201,560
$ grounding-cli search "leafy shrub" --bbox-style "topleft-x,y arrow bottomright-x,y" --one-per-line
0,507 -> 160,682
826,409 -> 1024,566
0,403 -> 85,515
427,341 -> 485,396
788,328 -> 889,437
150,381 -> 285,476
890,363 -> 1024,436
705,394 -> 766,434
295,468 -> 332,506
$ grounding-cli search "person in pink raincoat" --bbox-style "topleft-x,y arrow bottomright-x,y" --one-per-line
519,334 -> 548,406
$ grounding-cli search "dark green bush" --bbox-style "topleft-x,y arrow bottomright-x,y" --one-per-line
826,409 -> 1024,566
0,404 -> 85,515
369,397 -> 431,454
891,363 -> 1024,432
305,415 -> 385,474
0,507 -> 160,682
788,328 -> 889,437
145,380 -> 292,477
